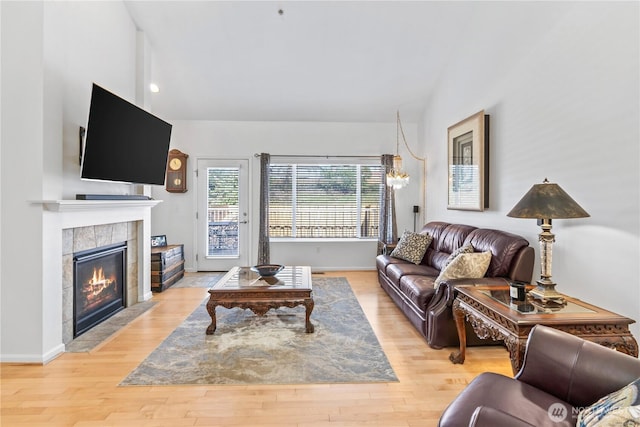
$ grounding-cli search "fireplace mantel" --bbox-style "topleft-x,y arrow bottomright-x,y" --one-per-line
38,199 -> 162,231
41,199 -> 162,212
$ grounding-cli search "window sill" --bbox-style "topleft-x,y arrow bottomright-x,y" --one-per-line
270,238 -> 378,243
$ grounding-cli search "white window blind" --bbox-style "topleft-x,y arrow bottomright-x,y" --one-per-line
268,162 -> 383,238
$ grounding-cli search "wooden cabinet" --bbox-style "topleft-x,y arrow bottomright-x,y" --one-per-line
151,244 -> 185,292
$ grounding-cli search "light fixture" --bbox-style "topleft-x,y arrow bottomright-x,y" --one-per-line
386,111 -> 410,189
507,178 -> 590,305
149,83 -> 160,93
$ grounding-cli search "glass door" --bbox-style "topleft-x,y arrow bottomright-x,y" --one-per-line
197,159 -> 249,271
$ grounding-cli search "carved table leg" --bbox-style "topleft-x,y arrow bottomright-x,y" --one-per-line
206,298 -> 217,335
504,336 -> 527,375
304,297 -> 315,333
614,335 -> 639,357
449,299 -> 467,364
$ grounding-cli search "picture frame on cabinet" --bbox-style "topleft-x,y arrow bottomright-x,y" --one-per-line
151,235 -> 168,247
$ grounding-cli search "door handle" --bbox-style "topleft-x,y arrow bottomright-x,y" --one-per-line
239,220 -> 248,224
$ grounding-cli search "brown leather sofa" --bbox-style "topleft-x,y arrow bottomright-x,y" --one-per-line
376,221 -> 534,348
439,324 -> 640,426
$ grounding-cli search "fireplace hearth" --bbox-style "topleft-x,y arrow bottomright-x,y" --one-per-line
73,242 -> 127,337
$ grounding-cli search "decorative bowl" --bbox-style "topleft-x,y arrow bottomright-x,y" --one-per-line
251,264 -> 284,277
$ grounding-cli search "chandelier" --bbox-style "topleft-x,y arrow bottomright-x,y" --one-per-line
386,111 -> 411,189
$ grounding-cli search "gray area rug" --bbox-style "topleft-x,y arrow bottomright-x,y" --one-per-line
170,272 -> 223,288
120,277 -> 397,385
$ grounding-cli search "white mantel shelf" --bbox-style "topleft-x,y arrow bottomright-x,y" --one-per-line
40,199 -> 162,212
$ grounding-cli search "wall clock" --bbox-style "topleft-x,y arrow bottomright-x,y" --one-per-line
166,149 -> 188,193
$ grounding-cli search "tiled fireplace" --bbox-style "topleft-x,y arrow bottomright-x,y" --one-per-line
62,222 -> 139,344
73,242 -> 127,337
37,199 -> 159,362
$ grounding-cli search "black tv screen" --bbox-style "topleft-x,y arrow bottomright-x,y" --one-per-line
81,83 -> 172,185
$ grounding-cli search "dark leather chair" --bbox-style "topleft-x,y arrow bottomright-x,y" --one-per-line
439,325 -> 640,427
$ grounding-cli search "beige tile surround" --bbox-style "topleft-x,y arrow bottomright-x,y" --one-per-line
61,221 -> 139,345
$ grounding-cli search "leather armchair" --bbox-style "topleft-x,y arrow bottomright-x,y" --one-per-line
439,325 -> 640,427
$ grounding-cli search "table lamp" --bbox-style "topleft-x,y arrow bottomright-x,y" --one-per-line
507,179 -> 589,304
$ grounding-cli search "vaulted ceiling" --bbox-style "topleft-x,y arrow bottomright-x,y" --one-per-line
124,1 -> 570,123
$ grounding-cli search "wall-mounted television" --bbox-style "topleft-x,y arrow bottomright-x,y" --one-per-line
80,83 -> 172,186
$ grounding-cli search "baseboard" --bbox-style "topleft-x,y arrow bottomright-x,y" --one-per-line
1,343 -> 65,364
311,267 -> 376,272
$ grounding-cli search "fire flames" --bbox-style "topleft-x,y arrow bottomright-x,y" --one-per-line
84,267 -> 116,301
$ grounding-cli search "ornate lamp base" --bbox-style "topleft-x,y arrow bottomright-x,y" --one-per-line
529,280 -> 566,305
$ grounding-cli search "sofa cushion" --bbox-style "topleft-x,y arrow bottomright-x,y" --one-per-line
435,224 -> 477,253
464,228 -> 530,277
418,221 -> 452,244
390,230 -> 433,264
375,254 -> 407,276
399,275 -> 437,309
386,262 -> 439,284
577,377 -> 640,427
434,251 -> 492,286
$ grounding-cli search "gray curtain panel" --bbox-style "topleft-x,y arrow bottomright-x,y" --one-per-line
379,154 -> 397,254
257,153 -> 271,265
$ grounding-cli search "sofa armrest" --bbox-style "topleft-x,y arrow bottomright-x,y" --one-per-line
434,277 -> 511,307
426,277 -> 509,348
469,406 -> 535,427
516,325 -> 640,407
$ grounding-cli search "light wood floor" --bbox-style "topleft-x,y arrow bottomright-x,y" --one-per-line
1,270 -> 513,427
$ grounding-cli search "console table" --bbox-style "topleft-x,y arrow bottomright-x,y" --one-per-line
450,285 -> 638,374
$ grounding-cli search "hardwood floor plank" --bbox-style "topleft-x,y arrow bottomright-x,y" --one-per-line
1,270 -> 512,426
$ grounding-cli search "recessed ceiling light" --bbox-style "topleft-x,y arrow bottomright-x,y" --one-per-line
149,83 -> 160,93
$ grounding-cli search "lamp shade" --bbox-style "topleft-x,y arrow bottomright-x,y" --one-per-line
507,179 -> 590,219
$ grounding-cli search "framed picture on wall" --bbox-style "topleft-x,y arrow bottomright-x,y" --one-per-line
447,110 -> 490,211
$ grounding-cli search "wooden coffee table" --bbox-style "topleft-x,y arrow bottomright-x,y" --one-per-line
450,285 -> 638,374
206,266 -> 314,335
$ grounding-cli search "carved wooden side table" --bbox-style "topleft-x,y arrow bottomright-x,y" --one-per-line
449,285 -> 638,374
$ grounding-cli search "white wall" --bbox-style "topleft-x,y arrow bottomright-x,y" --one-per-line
151,120 -> 422,271
1,1 -> 140,362
47,2 -> 139,200
421,2 -> 640,337
1,1 -> 46,361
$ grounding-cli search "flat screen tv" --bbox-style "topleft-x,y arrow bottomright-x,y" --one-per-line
80,83 -> 172,186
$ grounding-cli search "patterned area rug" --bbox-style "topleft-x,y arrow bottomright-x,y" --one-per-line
170,271 -> 223,288
120,277 -> 397,385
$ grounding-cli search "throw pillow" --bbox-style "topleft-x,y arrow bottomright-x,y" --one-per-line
577,377 -> 640,427
434,251 -> 492,287
390,230 -> 433,265
443,243 -> 474,269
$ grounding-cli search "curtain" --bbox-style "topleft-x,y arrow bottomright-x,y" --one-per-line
257,153 -> 271,265
378,154 -> 397,254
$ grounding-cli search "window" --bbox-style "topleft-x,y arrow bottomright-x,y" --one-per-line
206,167 -> 239,256
268,162 -> 383,238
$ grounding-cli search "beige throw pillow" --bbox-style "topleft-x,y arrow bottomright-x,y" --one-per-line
390,230 -> 433,265
434,251 -> 492,287
443,243 -> 474,269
